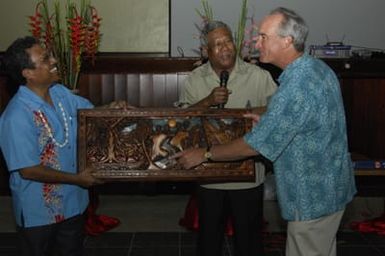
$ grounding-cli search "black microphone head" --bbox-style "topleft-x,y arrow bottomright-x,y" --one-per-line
220,70 -> 229,87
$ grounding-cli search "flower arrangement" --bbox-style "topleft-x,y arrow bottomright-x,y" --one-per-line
29,0 -> 101,90
196,0 -> 258,60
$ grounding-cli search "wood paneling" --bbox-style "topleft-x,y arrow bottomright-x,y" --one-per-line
341,78 -> 385,159
0,76 -> 13,113
77,73 -> 189,107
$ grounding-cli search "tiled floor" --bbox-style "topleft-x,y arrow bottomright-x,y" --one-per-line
1,231 -> 385,255
1,194 -> 385,255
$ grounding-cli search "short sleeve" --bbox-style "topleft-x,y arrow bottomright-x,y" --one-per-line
0,106 -> 41,171
179,75 -> 198,105
244,79 -> 312,162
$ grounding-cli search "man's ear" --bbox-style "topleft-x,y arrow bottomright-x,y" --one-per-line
284,36 -> 294,49
201,46 -> 208,59
22,68 -> 32,80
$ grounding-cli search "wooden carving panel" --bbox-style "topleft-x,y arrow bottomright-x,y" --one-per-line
78,108 -> 254,181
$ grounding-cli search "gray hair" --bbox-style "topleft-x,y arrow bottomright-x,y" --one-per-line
200,20 -> 233,47
270,7 -> 308,52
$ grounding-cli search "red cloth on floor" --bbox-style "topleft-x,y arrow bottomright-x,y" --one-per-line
350,214 -> 385,235
85,190 -> 120,236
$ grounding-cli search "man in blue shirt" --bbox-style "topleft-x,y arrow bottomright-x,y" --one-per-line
0,36 -> 104,256
174,7 -> 356,256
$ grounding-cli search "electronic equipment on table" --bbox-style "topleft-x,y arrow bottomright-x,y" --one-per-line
309,42 -> 351,59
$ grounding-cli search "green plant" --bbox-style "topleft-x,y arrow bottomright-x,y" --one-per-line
29,0 -> 101,90
195,0 -> 213,21
235,0 -> 248,57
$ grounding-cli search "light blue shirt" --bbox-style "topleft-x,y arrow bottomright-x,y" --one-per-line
0,84 -> 93,227
244,54 -> 356,221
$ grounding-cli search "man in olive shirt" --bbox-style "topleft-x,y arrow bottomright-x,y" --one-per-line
179,20 -> 277,256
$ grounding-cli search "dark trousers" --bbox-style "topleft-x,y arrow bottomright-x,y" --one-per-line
197,185 -> 264,256
17,214 -> 85,256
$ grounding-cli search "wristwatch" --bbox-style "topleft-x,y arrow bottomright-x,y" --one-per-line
204,146 -> 212,161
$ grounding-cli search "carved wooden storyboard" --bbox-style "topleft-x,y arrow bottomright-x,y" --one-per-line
78,108 -> 257,182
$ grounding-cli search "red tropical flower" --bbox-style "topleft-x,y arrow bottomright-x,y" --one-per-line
84,7 -> 101,64
28,0 -> 101,90
28,3 -> 44,39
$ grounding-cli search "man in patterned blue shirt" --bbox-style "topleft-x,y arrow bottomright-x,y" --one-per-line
174,7 -> 356,256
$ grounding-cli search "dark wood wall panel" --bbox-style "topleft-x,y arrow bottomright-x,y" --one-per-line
126,74 -> 141,106
113,75 -> 129,103
341,78 -> 385,159
101,75 -> 114,104
78,73 -> 189,107
0,76 -> 13,113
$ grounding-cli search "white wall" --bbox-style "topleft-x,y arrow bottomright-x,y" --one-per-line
2,0 -> 384,55
0,0 -> 169,53
171,0 -> 385,57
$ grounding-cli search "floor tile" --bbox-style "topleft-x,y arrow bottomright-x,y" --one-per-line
0,233 -> 17,248
1,231 -> 385,255
85,232 -> 132,248
0,248 -> 17,256
1,194 -> 385,255
180,247 -> 197,256
132,232 -> 181,247
337,246 -> 385,256
129,247 -> 180,256
85,248 -> 130,256
180,232 -> 197,247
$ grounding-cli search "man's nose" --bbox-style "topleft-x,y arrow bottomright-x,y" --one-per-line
255,39 -> 262,49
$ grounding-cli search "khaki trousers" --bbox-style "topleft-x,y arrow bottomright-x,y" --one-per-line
286,209 -> 345,256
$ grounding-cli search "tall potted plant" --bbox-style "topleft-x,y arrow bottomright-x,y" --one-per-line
29,0 -> 101,91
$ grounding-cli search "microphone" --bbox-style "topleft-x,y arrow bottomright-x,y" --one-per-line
218,70 -> 229,109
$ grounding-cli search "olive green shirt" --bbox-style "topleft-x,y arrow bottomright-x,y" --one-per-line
179,58 -> 277,189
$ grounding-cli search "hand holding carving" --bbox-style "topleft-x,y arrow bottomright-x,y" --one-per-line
77,167 -> 104,187
170,148 -> 206,169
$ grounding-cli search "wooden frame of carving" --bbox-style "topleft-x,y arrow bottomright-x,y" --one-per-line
78,108 -> 255,182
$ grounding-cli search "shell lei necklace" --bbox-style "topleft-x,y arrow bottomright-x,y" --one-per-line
38,102 -> 69,148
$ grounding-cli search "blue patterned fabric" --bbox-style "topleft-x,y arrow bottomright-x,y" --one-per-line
0,84 -> 92,227
244,54 -> 356,221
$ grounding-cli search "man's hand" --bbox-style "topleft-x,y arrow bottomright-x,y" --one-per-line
77,167 -> 104,188
170,148 -> 206,169
190,87 -> 233,108
243,113 -> 261,126
207,87 -> 231,107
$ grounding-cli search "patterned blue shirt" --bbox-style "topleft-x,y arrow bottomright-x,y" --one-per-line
244,54 -> 356,221
0,84 -> 93,227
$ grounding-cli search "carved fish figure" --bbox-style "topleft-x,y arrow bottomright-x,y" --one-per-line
169,131 -> 189,151
151,133 -> 168,160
